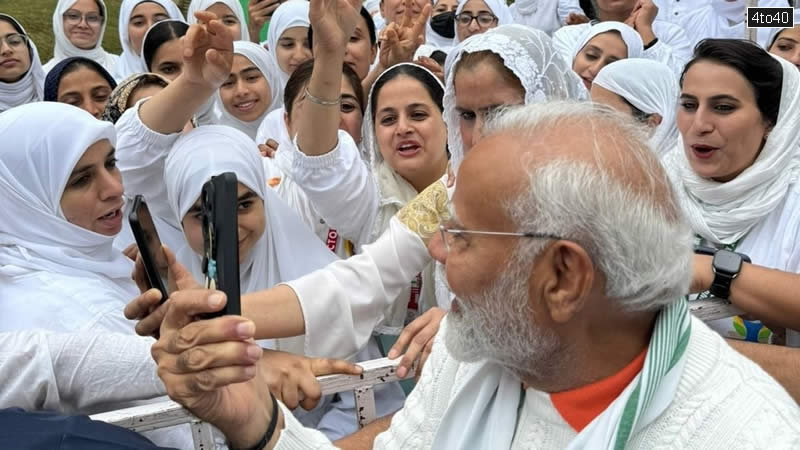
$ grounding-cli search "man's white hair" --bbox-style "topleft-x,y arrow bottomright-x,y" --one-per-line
483,101 -> 693,312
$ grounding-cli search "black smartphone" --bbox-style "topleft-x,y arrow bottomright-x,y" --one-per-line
128,195 -> 169,303
200,172 -> 242,318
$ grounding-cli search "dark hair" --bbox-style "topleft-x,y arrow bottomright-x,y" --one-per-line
430,50 -> 448,66
680,39 -> 783,127
370,64 -> 444,120
142,20 -> 189,71
283,59 -> 366,117
44,57 -> 117,101
308,7 -> 377,49
621,97 -> 650,122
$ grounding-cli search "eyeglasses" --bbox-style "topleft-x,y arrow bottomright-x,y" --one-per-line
0,33 -> 28,49
455,12 -> 497,27
63,11 -> 104,26
439,224 -> 563,253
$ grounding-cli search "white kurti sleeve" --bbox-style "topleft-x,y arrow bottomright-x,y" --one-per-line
289,130 -> 380,245
115,97 -> 182,223
646,21 -> 693,74
0,330 -> 163,413
558,0 -> 585,25
286,217 -> 430,360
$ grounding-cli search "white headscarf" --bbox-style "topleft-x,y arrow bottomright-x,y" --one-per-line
113,0 -> 185,82
452,0 -> 514,45
765,9 -> 800,50
187,0 -> 250,41
164,125 -> 337,296
593,58 -> 679,157
0,102 -> 135,295
215,40 -> 283,139
265,0 -> 310,87
571,21 -> 644,63
361,63 -> 446,240
444,25 -> 587,172
425,5 -> 455,50
0,15 -> 45,113
665,55 -> 800,245
44,0 -> 119,75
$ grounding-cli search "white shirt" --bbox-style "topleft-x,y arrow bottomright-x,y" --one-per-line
509,0 -> 584,35
273,316 -> 800,449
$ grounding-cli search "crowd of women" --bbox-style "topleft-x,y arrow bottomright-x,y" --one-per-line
1,0 -> 800,446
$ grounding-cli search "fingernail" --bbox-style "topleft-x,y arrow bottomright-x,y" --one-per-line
208,293 -> 225,308
388,349 -> 398,359
247,344 -> 262,360
243,365 -> 257,377
397,367 -> 407,378
237,321 -> 255,338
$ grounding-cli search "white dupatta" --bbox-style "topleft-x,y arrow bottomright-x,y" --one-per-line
664,55 -> 800,245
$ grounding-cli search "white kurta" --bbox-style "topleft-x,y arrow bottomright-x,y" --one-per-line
508,0 -> 584,36
272,316 -> 800,449
552,21 -> 693,74
678,0 -> 791,48
256,108 -> 353,260
113,98 -> 188,257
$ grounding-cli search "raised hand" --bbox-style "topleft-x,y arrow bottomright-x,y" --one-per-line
248,0 -> 281,43
415,56 -> 444,83
634,0 -> 658,30
182,11 -> 235,90
308,0 -> 363,56
379,0 -> 432,68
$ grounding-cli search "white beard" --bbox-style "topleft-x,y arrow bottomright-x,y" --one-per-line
443,252 -> 562,380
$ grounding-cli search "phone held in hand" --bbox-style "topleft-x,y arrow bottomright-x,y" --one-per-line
200,172 -> 242,318
128,195 -> 169,303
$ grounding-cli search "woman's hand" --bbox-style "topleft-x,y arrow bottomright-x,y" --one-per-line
126,245 -> 201,337
248,0 -> 281,43
259,138 -> 280,158
379,0 -> 431,68
182,11 -> 235,90
308,0 -> 363,56
415,56 -> 444,83
388,307 -> 446,380
690,253 -> 713,294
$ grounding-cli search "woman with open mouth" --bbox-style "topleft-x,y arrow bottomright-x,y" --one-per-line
665,39 -> 800,349
0,14 -> 45,113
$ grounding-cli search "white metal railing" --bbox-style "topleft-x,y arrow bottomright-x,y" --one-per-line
91,357 -> 414,449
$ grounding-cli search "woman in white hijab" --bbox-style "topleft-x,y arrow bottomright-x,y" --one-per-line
452,0 -> 513,45
215,40 -> 282,139
664,39 -> 800,347
508,0 -> 584,36
565,21 -> 643,91
553,0 -> 691,74
591,58 -> 679,156
266,0 -> 312,90
0,14 -> 45,113
112,0 -> 185,82
43,0 -> 120,75
187,0 -> 250,41
0,102 -> 136,333
679,0 -> 793,49
765,9 -> 800,69
164,125 -> 405,439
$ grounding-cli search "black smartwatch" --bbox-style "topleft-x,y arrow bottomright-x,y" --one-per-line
709,249 -> 750,300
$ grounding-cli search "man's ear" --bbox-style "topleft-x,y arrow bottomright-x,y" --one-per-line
539,241 -> 594,324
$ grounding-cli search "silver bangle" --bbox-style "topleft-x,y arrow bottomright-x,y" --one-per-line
304,87 -> 340,106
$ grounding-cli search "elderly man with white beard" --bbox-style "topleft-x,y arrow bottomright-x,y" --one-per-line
149,101 -> 800,450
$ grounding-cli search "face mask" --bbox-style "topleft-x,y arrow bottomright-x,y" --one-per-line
430,11 -> 455,39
